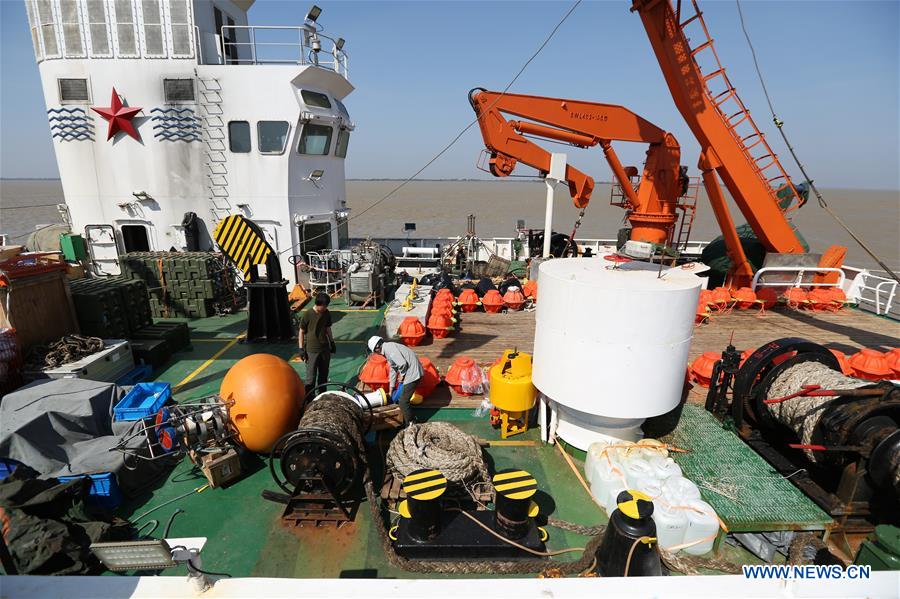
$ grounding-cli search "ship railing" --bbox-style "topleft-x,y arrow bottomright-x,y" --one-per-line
214,26 -> 348,78
842,266 -> 899,318
751,267 -> 846,292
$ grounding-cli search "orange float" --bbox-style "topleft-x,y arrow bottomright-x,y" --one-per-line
432,295 -> 457,314
848,349 -> 893,381
481,289 -> 505,313
397,316 -> 427,346
825,287 -> 848,309
523,279 -> 538,301
689,352 -> 721,387
731,287 -> 757,310
695,301 -> 711,324
828,349 -> 854,376
756,287 -> 779,310
359,353 -> 391,392
415,357 -> 441,398
784,288 -> 809,308
427,312 -> 455,339
221,354 -> 305,453
456,288 -> 481,312
444,356 -> 483,396
807,288 -> 835,311
884,348 -> 900,377
709,287 -> 731,311
503,286 -> 526,311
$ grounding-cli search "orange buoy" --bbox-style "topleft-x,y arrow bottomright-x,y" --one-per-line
807,288 -> 834,311
698,289 -> 714,309
689,352 -> 721,387
457,288 -> 481,313
426,312 -> 455,339
415,357 -> 441,398
732,287 -> 757,310
884,348 -> 900,377
695,302 -> 711,324
432,295 -> 457,313
398,316 -> 427,346
220,354 -> 305,453
710,287 -> 731,311
784,288 -> 809,308
825,287 -> 848,309
828,349 -> 854,376
523,279 -> 538,301
482,289 -> 505,313
359,353 -> 391,392
756,287 -> 779,310
848,348 -> 893,381
503,286 -> 526,311
444,356 -> 483,396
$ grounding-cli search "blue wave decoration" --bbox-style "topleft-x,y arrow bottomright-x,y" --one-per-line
47,107 -> 93,141
150,107 -> 200,142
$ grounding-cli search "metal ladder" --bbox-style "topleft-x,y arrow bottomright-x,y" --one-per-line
672,176 -> 700,252
198,77 -> 231,222
678,0 -> 800,213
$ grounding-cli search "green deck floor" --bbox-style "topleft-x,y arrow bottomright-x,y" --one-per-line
113,305 -> 777,578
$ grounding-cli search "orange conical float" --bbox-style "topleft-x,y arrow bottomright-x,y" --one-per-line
503,286 -> 526,311
220,354 -> 305,453
732,287 -> 757,310
784,288 -> 809,309
825,287 -> 848,309
523,279 -> 538,302
427,312 -> 455,339
884,348 -> 900,377
848,349 -> 892,381
807,288 -> 834,311
828,349 -> 854,376
709,287 -> 731,311
482,289 -> 505,313
689,352 -> 721,388
398,316 -> 427,346
444,356 -> 483,396
359,353 -> 391,392
414,357 -> 441,399
695,301 -> 711,324
457,288 -> 481,313
432,295 -> 457,313
756,287 -> 779,310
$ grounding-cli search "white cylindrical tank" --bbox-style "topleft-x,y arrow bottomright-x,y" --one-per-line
533,258 -> 702,449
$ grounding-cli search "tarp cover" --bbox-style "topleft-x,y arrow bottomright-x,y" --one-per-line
0,378 -> 156,495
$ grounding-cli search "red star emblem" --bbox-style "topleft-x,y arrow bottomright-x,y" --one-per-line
91,87 -> 142,141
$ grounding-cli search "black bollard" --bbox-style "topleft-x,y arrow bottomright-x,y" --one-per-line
492,469 -> 538,539
400,469 -> 447,542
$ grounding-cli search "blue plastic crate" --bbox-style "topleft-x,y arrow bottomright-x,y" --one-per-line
113,382 -> 171,421
117,363 -> 153,386
0,458 -> 21,480
58,472 -> 123,509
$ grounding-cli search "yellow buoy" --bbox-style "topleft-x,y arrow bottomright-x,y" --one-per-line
489,350 -> 537,439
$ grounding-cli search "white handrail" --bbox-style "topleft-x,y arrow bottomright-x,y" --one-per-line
874,280 -> 898,316
751,267 -> 845,291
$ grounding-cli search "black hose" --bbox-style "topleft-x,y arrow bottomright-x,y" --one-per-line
163,508 -> 184,538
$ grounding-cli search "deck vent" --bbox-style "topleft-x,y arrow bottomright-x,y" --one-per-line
164,79 -> 195,103
58,78 -> 90,103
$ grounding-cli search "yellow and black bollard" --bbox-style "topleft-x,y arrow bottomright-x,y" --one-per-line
398,469 -> 447,542
492,469 -> 540,540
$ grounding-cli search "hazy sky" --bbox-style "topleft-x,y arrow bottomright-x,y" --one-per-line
1,0 -> 898,190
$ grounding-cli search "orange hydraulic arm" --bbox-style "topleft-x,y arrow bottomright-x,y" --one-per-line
632,0 -> 809,285
469,88 -> 684,245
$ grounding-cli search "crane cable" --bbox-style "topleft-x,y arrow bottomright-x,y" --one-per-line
280,0 -> 584,256
735,0 -> 899,283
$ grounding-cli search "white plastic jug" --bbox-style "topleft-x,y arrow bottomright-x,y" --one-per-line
623,456 -> 653,488
661,475 -> 702,503
652,500 -> 688,550
682,499 -> 719,555
648,454 -> 682,480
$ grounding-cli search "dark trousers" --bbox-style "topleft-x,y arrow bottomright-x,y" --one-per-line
394,379 -> 419,424
305,350 -> 331,395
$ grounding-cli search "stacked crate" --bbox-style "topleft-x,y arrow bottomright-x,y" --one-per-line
120,252 -> 238,319
69,277 -> 153,339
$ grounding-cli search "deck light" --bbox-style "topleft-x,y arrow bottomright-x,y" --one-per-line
90,540 -> 175,571
335,209 -> 350,219
306,5 -> 322,23
335,38 -> 345,51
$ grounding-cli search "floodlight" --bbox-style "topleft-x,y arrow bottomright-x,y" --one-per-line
308,169 -> 325,181
335,208 -> 350,219
335,38 -> 345,51
306,5 -> 322,22
91,540 -> 175,571
403,223 -> 417,232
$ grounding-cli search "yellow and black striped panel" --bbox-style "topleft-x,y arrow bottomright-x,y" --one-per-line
213,214 -> 273,280
492,470 -> 537,500
616,489 -> 652,520
402,469 -> 447,501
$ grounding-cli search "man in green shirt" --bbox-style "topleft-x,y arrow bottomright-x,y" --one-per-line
298,293 -> 336,395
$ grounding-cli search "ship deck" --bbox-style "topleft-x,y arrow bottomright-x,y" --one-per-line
111,301 -> 898,579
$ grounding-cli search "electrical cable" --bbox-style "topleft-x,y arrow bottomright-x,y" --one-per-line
187,557 -> 233,579
130,484 -> 209,523
163,508 -> 184,538
134,519 -> 159,538
279,0 -> 584,256
735,0 -> 899,282
450,508 -> 585,558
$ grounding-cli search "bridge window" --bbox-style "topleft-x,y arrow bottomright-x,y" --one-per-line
169,0 -> 192,57
113,0 -> 138,57
258,121 -> 290,155
298,123 -> 333,155
58,78 -> 90,103
141,0 -> 165,57
228,121 -> 251,153
60,0 -> 85,57
36,0 -> 60,58
301,90 -> 331,109
86,0 -> 111,56
335,130 -> 350,158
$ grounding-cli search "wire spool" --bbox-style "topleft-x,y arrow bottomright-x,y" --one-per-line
269,388 -> 366,497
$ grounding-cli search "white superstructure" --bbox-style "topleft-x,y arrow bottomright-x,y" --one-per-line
25,0 -> 353,277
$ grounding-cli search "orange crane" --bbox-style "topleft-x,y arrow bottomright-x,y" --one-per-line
471,0 -> 845,287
